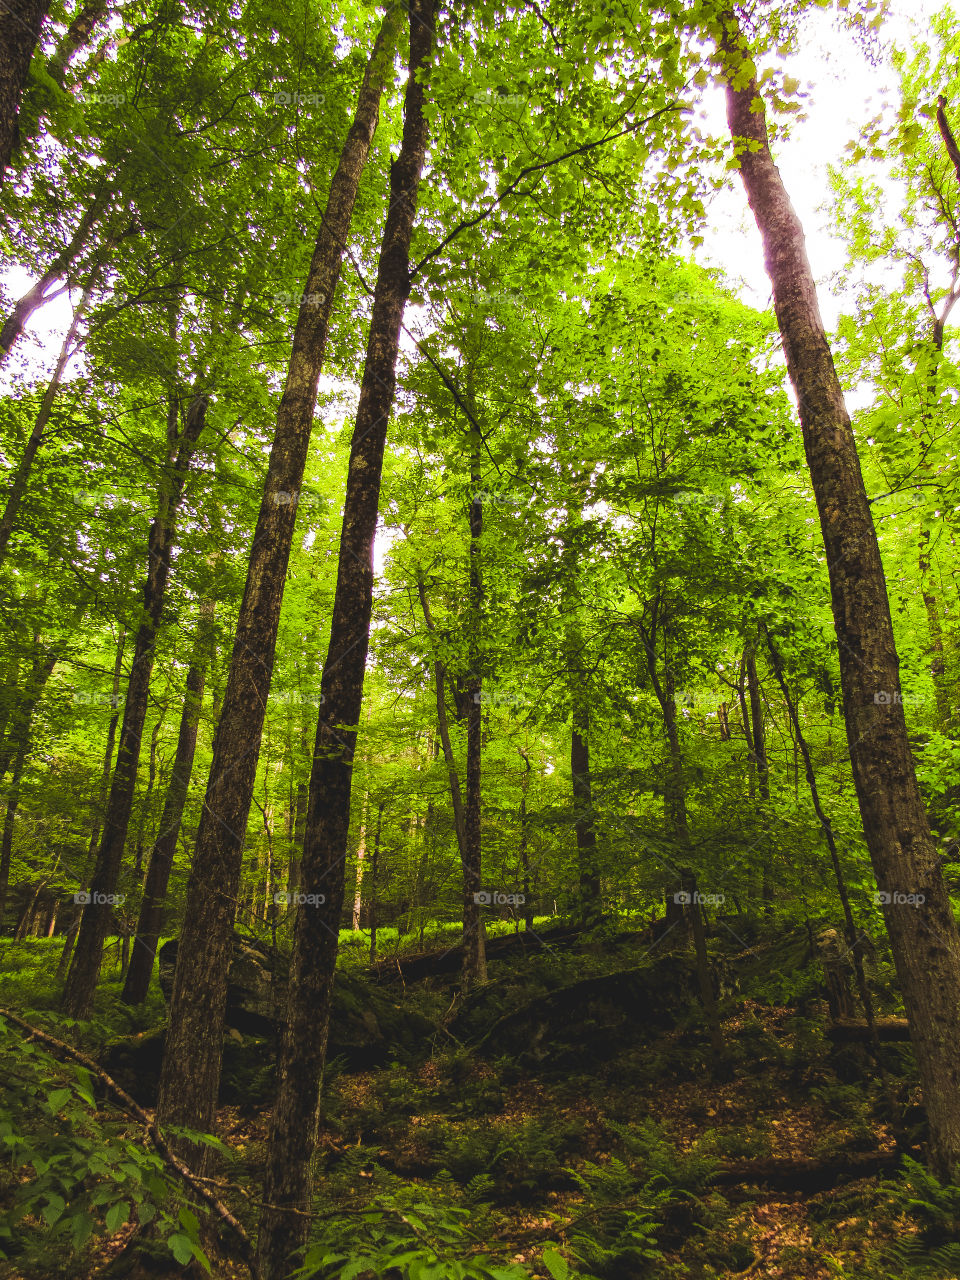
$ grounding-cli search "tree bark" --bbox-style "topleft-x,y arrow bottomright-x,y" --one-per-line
0,0 -> 48,178
0,185 -> 111,364
154,6 -> 402,1157
256,4 -> 434,1271
62,392 -> 208,1017
720,14 -> 960,1180
122,602 -> 213,1004
462,465 -> 487,987
46,0 -> 109,85
0,277 -> 96,568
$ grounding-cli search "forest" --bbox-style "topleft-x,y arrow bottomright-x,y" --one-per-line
4,0 -> 960,1275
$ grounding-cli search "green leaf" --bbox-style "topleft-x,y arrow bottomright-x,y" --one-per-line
542,1248 -> 570,1280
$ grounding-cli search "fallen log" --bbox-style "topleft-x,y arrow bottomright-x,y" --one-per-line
827,1018 -> 911,1043
710,1149 -> 901,1191
366,923 -> 656,985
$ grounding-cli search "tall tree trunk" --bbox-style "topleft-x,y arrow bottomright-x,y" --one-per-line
462,466 -> 487,987
0,184 -> 111,363
0,737 -> 28,925
122,603 -> 213,1004
352,782 -> 369,930
0,0 -> 48,178
46,0 -> 109,85
62,392 -> 208,1017
762,622 -> 879,1037
256,5 -> 434,1271
155,7 -> 402,1153
133,717 -> 162,880
518,748 -> 534,931
57,626 -> 126,978
745,637 -> 773,909
721,14 -> 960,1179
368,801 -> 384,963
417,575 -> 468,854
0,277 -> 96,567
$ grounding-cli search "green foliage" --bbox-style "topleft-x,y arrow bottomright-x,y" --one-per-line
291,1180 -> 532,1280
0,1016 -> 207,1275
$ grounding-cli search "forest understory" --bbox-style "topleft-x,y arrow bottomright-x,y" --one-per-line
6,0 -> 960,1275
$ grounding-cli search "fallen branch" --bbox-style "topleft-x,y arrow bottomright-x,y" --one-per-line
0,1007 -> 258,1278
827,1017 -> 911,1043
709,1150 -> 901,1191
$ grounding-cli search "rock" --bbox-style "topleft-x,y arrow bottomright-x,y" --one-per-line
452,951 -> 729,1071
101,934 -> 437,1107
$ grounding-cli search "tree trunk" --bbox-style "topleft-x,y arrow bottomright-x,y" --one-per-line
155,8 -> 402,1154
352,784 -> 369,930
255,5 -> 434,1271
0,0 -> 48,178
0,277 -> 96,567
721,14 -> 960,1180
462,469 -> 487,987
0,184 -> 111,363
518,748 -> 534,931
417,575 -> 468,853
0,738 -> 28,926
122,604 -> 212,1004
369,801 -> 384,964
46,0 -> 110,85
62,392 -> 208,1017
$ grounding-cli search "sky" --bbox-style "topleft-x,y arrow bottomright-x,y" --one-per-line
0,0 -> 944,381
698,0 -> 940,321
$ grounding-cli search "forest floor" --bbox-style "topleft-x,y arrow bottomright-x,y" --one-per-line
1,927 -> 958,1279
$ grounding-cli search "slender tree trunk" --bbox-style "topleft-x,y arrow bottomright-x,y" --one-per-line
122,604 -> 212,1004
352,784 -> 369,930
155,8 -> 402,1151
518,748 -> 534,931
256,6 -> 434,1271
745,638 -> 773,909
133,717 -> 162,880
762,622 -> 879,1037
721,15 -> 960,1179
0,644 -> 56,783
62,392 -> 208,1017
369,801 -> 384,964
0,739 -> 27,926
46,0 -> 109,85
0,279 -> 96,567
462,469 -> 487,987
57,628 -> 125,979
417,575 -> 468,853
0,185 -> 111,363
0,0 -> 48,178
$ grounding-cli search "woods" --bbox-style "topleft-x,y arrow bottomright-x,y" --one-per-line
5,0 -> 960,1277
